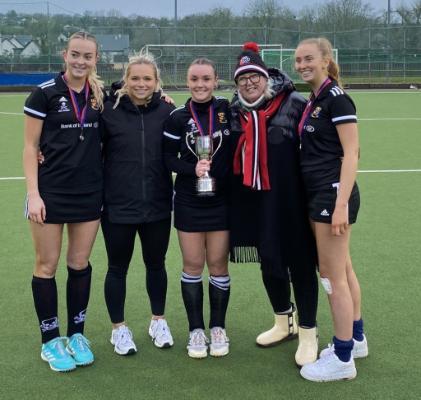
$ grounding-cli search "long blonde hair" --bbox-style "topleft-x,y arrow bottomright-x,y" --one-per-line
65,31 -> 105,111
113,53 -> 162,109
298,37 -> 342,87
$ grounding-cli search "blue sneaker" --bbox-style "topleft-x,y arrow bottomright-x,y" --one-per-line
41,337 -> 76,372
66,333 -> 94,366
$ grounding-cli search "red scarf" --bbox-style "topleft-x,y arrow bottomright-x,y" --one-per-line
233,94 -> 284,190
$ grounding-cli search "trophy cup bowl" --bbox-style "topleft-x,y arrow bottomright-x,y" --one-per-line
195,136 -> 215,196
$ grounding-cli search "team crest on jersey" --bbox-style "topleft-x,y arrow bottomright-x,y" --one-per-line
240,56 -> 251,65
57,100 -> 70,113
311,106 -> 322,118
90,97 -> 99,110
218,112 -> 227,124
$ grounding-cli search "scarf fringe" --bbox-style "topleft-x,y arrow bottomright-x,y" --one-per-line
230,246 -> 260,264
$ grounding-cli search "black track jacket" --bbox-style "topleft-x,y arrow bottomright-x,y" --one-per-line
101,89 -> 175,224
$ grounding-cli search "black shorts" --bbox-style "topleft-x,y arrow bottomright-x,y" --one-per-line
174,201 -> 229,232
307,183 -> 360,224
25,190 -> 102,224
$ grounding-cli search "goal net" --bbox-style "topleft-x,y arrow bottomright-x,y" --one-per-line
141,44 -> 282,89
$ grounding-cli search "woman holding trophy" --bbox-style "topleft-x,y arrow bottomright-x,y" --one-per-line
229,43 -> 319,367
163,58 -> 231,359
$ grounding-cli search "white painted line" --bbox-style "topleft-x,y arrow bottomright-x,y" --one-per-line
358,169 -> 421,173
0,111 -> 23,116
359,117 -> 421,121
0,177 -> 25,180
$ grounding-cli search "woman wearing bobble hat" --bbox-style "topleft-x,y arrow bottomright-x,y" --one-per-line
229,42 -> 319,367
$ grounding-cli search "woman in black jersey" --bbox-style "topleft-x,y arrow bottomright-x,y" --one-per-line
295,38 -> 367,382
229,43 -> 319,368
163,58 -> 231,359
101,54 -> 175,355
23,32 -> 104,372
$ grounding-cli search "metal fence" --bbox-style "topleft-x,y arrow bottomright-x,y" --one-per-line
1,25 -> 421,86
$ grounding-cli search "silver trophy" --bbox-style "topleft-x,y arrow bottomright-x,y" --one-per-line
195,135 -> 216,196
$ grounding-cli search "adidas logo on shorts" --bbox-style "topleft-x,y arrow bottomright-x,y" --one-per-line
320,209 -> 330,217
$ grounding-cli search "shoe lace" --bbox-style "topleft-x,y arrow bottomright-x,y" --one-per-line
211,327 -> 228,344
71,334 -> 90,352
189,330 -> 207,346
50,337 -> 68,356
117,327 -> 133,346
154,319 -> 171,342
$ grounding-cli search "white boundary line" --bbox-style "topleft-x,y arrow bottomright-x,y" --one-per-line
1,110 -> 421,122
1,169 -> 421,182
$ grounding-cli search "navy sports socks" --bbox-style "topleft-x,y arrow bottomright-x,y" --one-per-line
181,272 -> 205,331
32,276 -> 60,343
209,275 -> 230,328
333,336 -> 354,362
66,264 -> 92,337
353,318 -> 364,341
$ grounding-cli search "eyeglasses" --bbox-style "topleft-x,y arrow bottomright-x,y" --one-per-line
237,73 -> 261,87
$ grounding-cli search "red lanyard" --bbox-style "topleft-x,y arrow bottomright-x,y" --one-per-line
63,74 -> 90,141
298,78 -> 332,136
189,100 -> 215,136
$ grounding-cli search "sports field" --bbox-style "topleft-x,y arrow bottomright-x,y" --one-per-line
0,90 -> 420,400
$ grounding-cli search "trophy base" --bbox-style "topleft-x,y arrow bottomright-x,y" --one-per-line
197,177 -> 215,197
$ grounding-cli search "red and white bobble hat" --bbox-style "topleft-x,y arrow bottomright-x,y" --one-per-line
234,42 -> 269,81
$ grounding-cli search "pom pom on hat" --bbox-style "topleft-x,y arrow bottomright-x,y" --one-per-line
243,42 -> 260,53
234,42 -> 269,81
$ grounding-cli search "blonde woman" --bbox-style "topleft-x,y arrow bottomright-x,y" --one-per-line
23,31 -> 104,372
295,38 -> 367,382
100,54 -> 175,355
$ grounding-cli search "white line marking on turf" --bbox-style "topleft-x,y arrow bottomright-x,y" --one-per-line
0,170 -> 418,181
358,169 -> 421,173
359,117 -> 421,121
0,111 -> 22,116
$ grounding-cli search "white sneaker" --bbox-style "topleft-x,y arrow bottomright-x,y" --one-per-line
300,352 -> 357,382
110,325 -> 137,356
149,319 -> 174,348
320,335 -> 368,359
209,327 -> 229,357
187,329 -> 208,359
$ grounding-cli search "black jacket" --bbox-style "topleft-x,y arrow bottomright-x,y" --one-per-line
101,89 -> 175,224
229,69 -> 317,278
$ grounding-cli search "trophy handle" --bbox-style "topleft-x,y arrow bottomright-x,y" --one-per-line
212,131 -> 223,158
186,132 -> 199,160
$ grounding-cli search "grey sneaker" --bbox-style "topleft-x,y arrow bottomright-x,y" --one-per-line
187,329 -> 208,359
110,325 -> 137,356
149,319 -> 174,348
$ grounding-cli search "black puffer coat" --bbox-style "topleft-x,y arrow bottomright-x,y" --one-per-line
101,87 -> 175,224
229,68 -> 317,278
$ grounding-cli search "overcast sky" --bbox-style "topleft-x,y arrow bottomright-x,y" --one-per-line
0,0 -> 412,18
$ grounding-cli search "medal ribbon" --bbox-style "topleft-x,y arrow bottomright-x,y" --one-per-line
298,78 -> 332,136
63,74 -> 90,132
189,100 -> 215,136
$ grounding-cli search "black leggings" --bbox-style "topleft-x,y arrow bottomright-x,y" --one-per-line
102,216 -> 171,323
262,264 -> 318,328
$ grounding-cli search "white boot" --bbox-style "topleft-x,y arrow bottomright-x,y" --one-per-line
256,308 -> 298,347
295,327 -> 318,367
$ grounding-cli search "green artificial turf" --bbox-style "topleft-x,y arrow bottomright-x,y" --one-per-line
0,90 -> 420,399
